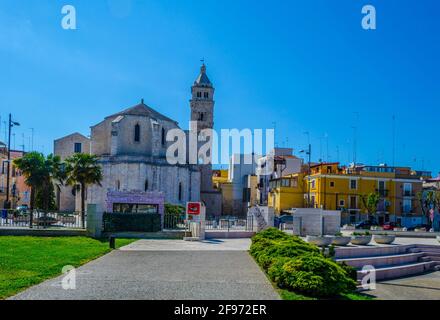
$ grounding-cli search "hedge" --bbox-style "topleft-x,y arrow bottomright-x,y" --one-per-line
250,228 -> 357,298
103,213 -> 161,232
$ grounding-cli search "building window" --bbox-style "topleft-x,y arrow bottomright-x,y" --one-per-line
339,199 -> 345,207
350,179 -> 357,190
134,124 -> 141,142
330,181 -> 335,187
178,182 -> 183,201
74,143 -> 82,153
204,92 -> 209,99
144,180 -> 148,192
197,92 -> 202,98
198,112 -> 204,121
403,199 -> 412,213
350,196 -> 357,209
310,179 -> 316,189
403,183 -> 412,196
161,127 -> 166,145
116,180 -> 121,191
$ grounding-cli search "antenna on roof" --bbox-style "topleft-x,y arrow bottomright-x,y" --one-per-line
141,98 -> 144,104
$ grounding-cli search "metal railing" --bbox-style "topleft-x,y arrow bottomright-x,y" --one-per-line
163,214 -> 188,230
205,216 -> 254,232
0,209 -> 86,229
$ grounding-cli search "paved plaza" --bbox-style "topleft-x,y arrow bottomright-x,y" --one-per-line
10,239 -> 279,300
368,271 -> 440,300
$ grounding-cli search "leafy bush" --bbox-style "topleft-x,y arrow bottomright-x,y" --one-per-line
252,227 -> 291,242
268,254 -> 357,297
250,227 -> 358,298
164,203 -> 185,217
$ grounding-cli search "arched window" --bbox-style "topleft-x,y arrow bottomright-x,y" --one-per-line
144,179 -> 149,192
197,92 -> 202,98
204,92 -> 209,99
178,182 -> 183,201
134,124 -> 140,142
116,180 -> 120,191
161,127 -> 166,146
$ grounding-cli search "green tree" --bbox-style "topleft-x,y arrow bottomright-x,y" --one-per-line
64,153 -> 102,228
360,192 -> 380,222
13,152 -> 64,211
417,190 -> 440,229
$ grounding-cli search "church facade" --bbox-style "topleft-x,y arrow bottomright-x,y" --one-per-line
54,64 -> 222,216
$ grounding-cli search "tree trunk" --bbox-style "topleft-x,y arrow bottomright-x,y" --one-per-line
81,183 -> 85,229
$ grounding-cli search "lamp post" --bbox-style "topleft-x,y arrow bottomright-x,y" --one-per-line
300,144 -> 312,208
4,114 -> 20,209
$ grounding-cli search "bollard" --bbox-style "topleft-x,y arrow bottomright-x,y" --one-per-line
109,236 -> 116,249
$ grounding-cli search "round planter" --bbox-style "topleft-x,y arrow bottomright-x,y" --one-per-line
350,235 -> 372,246
331,236 -> 351,246
306,235 -> 333,247
373,235 -> 396,244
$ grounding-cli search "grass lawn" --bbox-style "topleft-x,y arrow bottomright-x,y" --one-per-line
279,289 -> 373,300
0,236 -> 135,299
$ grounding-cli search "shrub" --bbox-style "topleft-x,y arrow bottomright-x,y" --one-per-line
268,254 -> 357,297
250,228 -> 358,298
252,227 -> 291,243
250,232 -> 319,271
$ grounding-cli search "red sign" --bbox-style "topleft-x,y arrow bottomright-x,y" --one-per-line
187,202 -> 201,215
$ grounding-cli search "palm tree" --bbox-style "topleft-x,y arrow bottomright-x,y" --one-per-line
64,153 -> 102,228
13,153 -> 64,229
13,152 -> 45,210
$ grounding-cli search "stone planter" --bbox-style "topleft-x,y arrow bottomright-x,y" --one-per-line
414,228 -> 427,232
342,225 -> 355,231
373,235 -> 396,244
370,226 -> 383,231
436,236 -> 440,243
331,236 -> 351,246
306,235 -> 333,247
350,235 -> 372,245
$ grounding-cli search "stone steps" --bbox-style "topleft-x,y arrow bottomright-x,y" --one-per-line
335,244 -> 440,282
337,252 -> 425,269
356,261 -> 436,281
334,245 -> 412,259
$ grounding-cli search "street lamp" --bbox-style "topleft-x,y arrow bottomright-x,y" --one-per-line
4,113 -> 20,209
300,144 -> 312,208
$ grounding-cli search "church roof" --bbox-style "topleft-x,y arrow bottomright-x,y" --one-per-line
106,100 -> 178,125
194,64 -> 212,87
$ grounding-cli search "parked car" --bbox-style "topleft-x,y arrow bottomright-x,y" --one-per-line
275,215 -> 293,228
16,204 -> 29,213
407,224 -> 430,231
355,220 -> 379,230
383,222 -> 396,231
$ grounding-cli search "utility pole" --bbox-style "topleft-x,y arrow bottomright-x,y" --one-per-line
300,143 -> 312,208
392,115 -> 396,167
4,114 -> 20,209
30,128 -> 34,151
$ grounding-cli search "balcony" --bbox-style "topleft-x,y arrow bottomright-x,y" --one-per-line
375,189 -> 389,197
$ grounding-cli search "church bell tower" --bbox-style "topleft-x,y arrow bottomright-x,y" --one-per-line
190,63 -> 214,132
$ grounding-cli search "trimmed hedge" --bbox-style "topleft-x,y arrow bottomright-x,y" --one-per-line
250,228 -> 357,298
103,213 -> 161,232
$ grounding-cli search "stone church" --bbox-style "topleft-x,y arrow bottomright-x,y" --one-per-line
54,64 -> 222,216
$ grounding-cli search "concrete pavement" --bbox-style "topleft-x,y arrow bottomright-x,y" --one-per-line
10,239 -> 280,300
368,271 -> 440,300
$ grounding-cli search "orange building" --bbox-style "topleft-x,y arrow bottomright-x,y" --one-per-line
0,144 -> 31,208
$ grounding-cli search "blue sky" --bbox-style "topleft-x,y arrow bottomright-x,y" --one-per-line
0,0 -> 439,174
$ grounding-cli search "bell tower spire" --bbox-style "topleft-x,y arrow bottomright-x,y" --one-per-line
190,62 -> 214,132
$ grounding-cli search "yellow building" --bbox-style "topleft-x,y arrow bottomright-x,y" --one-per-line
269,162 -> 427,226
